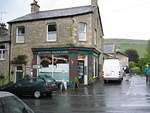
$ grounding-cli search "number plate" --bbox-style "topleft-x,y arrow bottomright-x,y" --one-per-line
105,74 -> 110,76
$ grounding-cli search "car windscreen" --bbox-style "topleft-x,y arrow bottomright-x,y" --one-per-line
0,96 -> 34,113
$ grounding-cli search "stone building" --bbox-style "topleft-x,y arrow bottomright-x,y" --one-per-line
0,23 -> 10,80
8,0 -> 104,84
104,44 -> 128,68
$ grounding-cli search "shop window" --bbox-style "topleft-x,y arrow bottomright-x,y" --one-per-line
40,55 -> 68,68
40,55 -> 51,67
78,23 -> 87,41
16,26 -> 25,43
47,24 -> 57,41
40,60 -> 50,67
54,55 -> 68,64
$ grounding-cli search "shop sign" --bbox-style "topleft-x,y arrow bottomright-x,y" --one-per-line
52,51 -> 68,54
38,51 -> 68,55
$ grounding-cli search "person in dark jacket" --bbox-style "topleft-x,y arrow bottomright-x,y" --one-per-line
144,64 -> 150,84
124,65 -> 131,81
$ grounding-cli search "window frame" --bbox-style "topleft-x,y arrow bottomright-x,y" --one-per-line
16,26 -> 25,43
0,45 -> 6,60
78,22 -> 87,41
47,24 -> 57,42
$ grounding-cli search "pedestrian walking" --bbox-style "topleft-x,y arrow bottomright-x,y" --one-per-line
144,65 -> 148,84
144,64 -> 150,84
124,65 -> 131,81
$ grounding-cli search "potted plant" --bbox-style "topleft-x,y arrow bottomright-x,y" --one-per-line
88,76 -> 95,85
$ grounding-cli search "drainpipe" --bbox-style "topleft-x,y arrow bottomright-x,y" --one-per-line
8,24 -> 12,82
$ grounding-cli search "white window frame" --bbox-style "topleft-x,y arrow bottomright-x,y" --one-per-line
0,49 -> 6,60
78,23 -> 87,41
16,26 -> 25,43
47,24 -> 57,41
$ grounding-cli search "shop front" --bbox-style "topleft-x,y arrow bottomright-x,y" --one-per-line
32,47 -> 100,85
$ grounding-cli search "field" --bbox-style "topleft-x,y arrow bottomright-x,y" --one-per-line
119,45 -> 147,58
104,39 -> 148,58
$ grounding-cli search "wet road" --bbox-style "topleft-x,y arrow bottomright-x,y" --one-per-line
23,75 -> 150,113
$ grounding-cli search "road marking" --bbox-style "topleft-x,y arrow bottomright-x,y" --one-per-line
126,77 -> 134,95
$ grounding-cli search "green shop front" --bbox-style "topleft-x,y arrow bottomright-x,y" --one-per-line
32,47 -> 100,85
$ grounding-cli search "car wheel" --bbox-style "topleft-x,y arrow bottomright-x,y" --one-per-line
118,80 -> 122,84
104,80 -> 107,84
34,91 -> 41,99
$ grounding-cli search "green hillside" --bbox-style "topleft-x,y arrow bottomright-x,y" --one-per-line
104,39 -> 148,58
104,39 -> 148,45
119,45 -> 147,57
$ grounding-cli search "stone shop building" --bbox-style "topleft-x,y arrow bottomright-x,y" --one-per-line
8,0 -> 104,84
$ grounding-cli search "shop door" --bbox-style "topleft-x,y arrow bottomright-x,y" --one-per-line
16,66 -> 23,82
78,60 -> 84,83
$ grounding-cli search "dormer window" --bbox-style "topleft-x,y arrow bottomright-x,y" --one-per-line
47,24 -> 57,41
16,26 -> 25,43
78,23 -> 87,41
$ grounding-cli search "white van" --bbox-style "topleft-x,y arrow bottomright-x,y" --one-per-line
102,59 -> 123,83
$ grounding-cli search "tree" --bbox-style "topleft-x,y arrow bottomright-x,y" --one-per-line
125,49 -> 139,63
11,55 -> 27,65
138,57 -> 150,72
11,55 -> 28,75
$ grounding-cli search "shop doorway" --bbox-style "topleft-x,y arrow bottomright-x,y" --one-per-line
78,55 -> 88,84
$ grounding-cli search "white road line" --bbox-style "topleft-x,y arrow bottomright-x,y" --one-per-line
126,77 -> 134,95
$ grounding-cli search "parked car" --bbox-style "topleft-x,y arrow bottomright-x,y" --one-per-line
102,59 -> 123,83
1,77 -> 59,98
39,75 -> 62,88
0,91 -> 34,113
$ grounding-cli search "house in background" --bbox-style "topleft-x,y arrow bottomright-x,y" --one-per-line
0,23 -> 10,80
104,44 -> 128,68
103,44 -> 116,59
8,0 -> 104,84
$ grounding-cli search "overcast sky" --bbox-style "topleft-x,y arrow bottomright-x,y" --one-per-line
0,0 -> 150,40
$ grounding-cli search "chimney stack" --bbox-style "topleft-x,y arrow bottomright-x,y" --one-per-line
91,0 -> 98,6
31,0 -> 40,13
0,23 -> 8,35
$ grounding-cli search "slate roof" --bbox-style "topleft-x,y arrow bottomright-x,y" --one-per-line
8,5 -> 96,23
116,51 -> 128,57
104,44 -> 115,54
